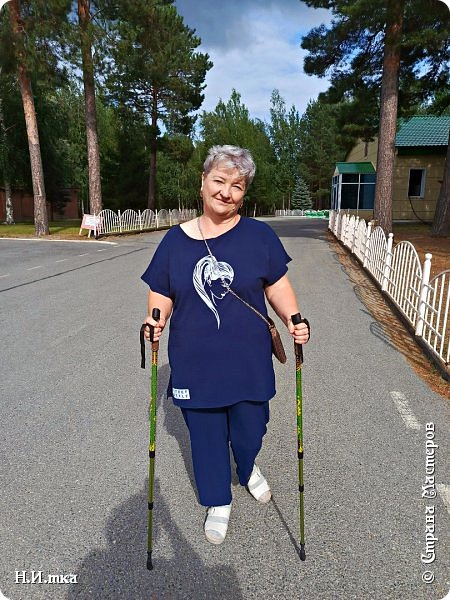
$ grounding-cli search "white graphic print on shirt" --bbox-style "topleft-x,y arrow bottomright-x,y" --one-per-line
193,254 -> 234,328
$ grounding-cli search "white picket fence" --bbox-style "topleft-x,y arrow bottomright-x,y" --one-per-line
329,210 -> 450,368
275,209 -> 330,218
93,208 -> 196,236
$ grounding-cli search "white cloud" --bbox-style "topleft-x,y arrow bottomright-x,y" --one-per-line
175,0 -> 331,122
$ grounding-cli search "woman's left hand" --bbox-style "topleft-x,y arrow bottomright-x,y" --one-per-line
264,274 -> 310,345
288,319 -> 310,345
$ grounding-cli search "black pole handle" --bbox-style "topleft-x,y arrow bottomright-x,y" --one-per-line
291,313 -> 302,326
291,312 -> 304,363
150,308 -> 161,343
140,308 -> 161,369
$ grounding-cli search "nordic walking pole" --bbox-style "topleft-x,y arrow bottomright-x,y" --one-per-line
140,307 -> 160,571
291,312 -> 306,561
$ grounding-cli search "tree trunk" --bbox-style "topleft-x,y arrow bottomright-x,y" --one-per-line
0,85 -> 14,224
4,179 -> 14,224
431,129 -> 450,236
9,0 -> 49,236
374,0 -> 404,235
147,90 -> 158,211
78,0 -> 102,216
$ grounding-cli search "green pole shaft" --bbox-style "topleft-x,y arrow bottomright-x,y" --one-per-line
147,347 -> 158,566
292,311 -> 306,561
146,307 -> 160,571
296,365 -> 305,550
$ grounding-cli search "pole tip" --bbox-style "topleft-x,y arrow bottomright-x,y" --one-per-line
299,545 -> 306,561
147,552 -> 153,570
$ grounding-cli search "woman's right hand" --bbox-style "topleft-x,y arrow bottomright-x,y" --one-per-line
145,290 -> 173,342
143,315 -> 166,343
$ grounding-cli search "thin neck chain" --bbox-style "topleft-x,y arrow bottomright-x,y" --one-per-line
196,217 -> 214,258
197,215 -> 238,243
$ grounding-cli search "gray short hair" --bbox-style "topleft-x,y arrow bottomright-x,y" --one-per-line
203,145 -> 256,186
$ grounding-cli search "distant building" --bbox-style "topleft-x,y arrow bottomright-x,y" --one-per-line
331,115 -> 450,221
331,161 -> 376,218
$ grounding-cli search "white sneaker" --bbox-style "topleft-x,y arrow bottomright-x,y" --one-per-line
204,502 -> 232,545
247,464 -> 272,503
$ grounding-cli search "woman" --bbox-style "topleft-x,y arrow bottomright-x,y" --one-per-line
141,145 -> 310,545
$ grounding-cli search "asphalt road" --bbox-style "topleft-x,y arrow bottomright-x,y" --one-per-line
0,218 -> 449,600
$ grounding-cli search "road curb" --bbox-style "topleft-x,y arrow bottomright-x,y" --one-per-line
0,237 -> 118,245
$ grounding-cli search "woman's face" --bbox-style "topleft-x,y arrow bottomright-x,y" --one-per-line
201,165 -> 246,220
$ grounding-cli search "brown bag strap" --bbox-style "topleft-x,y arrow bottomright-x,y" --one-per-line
226,287 -> 272,327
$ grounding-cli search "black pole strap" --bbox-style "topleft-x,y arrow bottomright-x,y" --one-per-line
140,324 -> 149,369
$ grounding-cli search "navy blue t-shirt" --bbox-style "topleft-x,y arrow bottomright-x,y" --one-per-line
141,217 -> 291,408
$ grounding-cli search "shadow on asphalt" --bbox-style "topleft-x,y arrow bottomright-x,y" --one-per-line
369,320 -> 399,352
68,361 -> 244,600
270,496 -> 304,562
67,478 -> 243,600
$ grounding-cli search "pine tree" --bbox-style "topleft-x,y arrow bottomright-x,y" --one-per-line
8,0 -> 49,235
77,0 -> 102,216
431,128 -> 450,236
374,0 -> 404,234
291,176 -> 312,211
2,0 -> 70,235
0,68 -> 32,194
427,98 -> 450,236
301,0 -> 450,233
105,1 -> 211,210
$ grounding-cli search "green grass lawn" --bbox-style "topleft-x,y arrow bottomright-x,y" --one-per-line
0,220 -> 86,238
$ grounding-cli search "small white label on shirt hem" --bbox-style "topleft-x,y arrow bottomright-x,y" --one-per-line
173,388 -> 191,400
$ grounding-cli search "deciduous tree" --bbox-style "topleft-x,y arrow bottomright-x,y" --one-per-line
298,99 -> 344,209
0,69 -> 14,223
268,89 -> 302,210
200,90 -> 278,214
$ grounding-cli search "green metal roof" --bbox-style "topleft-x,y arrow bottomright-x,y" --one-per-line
334,162 -> 376,174
396,116 -> 450,147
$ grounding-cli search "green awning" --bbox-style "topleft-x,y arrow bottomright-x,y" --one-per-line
334,162 -> 376,175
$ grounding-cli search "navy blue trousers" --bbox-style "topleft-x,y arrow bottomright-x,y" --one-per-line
181,400 -> 270,506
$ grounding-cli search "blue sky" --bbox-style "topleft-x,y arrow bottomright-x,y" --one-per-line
174,0 -> 331,123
